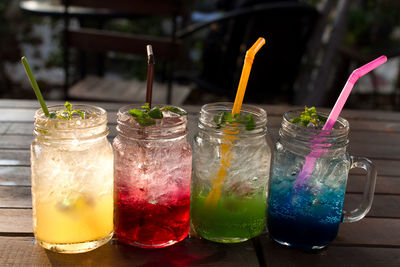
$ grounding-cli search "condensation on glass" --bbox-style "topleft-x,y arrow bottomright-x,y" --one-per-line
267,110 -> 377,250
113,105 -> 192,248
191,102 -> 272,243
31,105 -> 113,253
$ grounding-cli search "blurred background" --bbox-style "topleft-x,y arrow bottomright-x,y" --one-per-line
0,0 -> 399,110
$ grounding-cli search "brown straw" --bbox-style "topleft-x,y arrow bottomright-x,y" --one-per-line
146,45 -> 155,107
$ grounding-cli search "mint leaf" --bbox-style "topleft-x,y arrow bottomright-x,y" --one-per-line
65,101 -> 72,112
141,103 -> 151,112
245,114 -> 255,131
148,107 -> 163,119
213,111 -> 230,127
291,106 -> 326,127
129,109 -> 144,118
161,106 -> 187,116
58,112 -> 70,120
72,110 -> 85,119
317,114 -> 327,124
291,117 -> 301,124
213,111 -> 256,131
129,104 -> 187,127
136,117 -> 156,126
48,102 -> 86,120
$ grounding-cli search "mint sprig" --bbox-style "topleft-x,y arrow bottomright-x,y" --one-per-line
51,101 -> 85,120
128,103 -> 187,126
291,106 -> 326,127
213,111 -> 256,131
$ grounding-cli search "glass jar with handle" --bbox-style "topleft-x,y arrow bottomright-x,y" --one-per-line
267,110 -> 377,250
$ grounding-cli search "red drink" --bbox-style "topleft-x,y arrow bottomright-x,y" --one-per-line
114,190 -> 190,247
113,105 -> 192,248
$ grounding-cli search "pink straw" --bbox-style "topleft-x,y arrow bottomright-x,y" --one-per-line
294,55 -> 387,189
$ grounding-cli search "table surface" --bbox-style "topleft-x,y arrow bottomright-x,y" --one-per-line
0,99 -> 399,266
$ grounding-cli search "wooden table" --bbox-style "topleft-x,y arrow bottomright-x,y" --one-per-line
0,99 -> 399,266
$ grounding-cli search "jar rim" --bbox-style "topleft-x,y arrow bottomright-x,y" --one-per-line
34,104 -> 107,130
199,102 -> 267,131
283,109 -> 349,137
280,109 -> 349,150
116,104 -> 188,139
117,104 -> 187,126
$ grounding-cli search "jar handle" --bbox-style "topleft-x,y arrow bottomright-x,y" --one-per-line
342,156 -> 377,223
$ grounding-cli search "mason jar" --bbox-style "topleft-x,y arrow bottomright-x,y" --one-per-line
113,105 -> 192,248
191,102 -> 271,243
31,104 -> 114,253
267,110 -> 377,250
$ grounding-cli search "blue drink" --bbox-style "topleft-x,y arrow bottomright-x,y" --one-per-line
267,155 -> 348,249
267,110 -> 377,250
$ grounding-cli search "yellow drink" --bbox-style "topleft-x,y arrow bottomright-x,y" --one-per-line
31,105 -> 113,253
34,194 -> 113,244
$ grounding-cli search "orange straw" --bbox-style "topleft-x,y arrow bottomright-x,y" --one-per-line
204,37 -> 265,208
232,37 -> 265,115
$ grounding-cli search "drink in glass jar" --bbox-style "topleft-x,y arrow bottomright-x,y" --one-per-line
31,104 -> 114,253
267,110 -> 377,250
191,103 -> 271,243
113,105 -> 192,248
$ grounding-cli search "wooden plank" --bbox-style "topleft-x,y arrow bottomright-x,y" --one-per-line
335,218 -> 400,247
0,136 -> 33,150
0,150 -> 30,166
4,117 -> 400,142
4,123 -> 33,135
2,132 -> 400,161
0,186 -> 31,208
0,209 -> 32,233
347,174 -> 400,195
1,107 -> 400,138
0,152 -> 399,181
343,194 -> 400,218
267,114 -> 400,133
259,236 -> 400,267
347,143 -> 400,160
2,183 -> 399,220
0,156 -> 399,179
0,122 -> 11,134
261,218 -> 400,249
268,130 -> 400,160
0,166 -> 30,186
367,159 -> 400,177
1,101 -> 400,122
349,131 -> 400,146
259,104 -> 400,122
0,236 -> 259,267
349,120 -> 400,133
0,99 -> 127,111
0,109 -> 35,122
2,165 -> 399,195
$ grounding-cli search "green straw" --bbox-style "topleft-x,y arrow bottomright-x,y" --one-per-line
21,56 -> 50,117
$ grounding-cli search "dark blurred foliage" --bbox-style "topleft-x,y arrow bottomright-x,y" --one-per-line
346,0 -> 400,53
1,0 -> 399,107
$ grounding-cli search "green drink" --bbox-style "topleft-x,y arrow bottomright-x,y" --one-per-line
191,192 -> 266,242
191,103 -> 271,243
